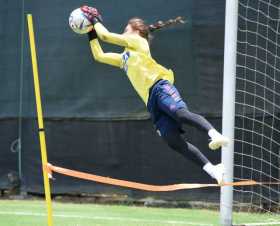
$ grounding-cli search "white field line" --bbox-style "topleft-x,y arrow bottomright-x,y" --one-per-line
0,211 -> 214,226
239,222 -> 280,226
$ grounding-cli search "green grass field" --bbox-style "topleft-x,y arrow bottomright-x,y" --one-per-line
0,200 -> 280,226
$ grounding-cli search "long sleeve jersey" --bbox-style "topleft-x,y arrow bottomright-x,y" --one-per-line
90,22 -> 174,105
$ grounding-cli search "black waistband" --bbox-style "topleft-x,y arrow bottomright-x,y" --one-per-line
148,79 -> 163,100
149,79 -> 163,93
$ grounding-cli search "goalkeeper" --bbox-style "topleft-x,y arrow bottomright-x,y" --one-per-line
81,6 -> 229,184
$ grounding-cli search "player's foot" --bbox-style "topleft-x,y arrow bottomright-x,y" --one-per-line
203,162 -> 225,184
213,163 -> 225,185
209,134 -> 229,150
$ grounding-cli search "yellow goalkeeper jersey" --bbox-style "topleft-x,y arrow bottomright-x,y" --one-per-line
89,23 -> 174,105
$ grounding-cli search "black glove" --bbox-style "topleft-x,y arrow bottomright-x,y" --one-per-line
88,29 -> 98,41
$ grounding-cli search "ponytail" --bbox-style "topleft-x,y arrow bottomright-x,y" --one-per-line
128,16 -> 186,43
148,16 -> 186,33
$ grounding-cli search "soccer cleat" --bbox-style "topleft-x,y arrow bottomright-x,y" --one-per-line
213,163 -> 225,185
203,162 -> 225,184
209,134 -> 229,150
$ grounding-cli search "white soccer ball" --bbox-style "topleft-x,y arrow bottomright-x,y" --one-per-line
69,8 -> 93,34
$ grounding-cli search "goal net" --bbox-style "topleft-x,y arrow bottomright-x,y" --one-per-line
234,0 -> 280,218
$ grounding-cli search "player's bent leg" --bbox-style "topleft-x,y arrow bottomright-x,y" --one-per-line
161,128 -> 209,167
155,81 -> 212,133
175,108 -> 229,150
161,129 -> 225,184
175,108 -> 213,132
155,81 -> 229,150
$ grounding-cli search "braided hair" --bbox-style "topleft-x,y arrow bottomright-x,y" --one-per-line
128,17 -> 186,43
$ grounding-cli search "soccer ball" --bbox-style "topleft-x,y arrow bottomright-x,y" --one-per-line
69,8 -> 93,34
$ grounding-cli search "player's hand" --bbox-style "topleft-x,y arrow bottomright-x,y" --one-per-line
81,6 -> 103,24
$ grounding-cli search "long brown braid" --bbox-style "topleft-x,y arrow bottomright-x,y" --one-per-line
148,17 -> 186,32
128,16 -> 186,42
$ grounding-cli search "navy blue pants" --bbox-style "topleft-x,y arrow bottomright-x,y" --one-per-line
147,80 -> 213,167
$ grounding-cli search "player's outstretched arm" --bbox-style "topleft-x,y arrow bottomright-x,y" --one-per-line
88,30 -> 122,68
94,22 -> 130,48
81,6 -> 132,48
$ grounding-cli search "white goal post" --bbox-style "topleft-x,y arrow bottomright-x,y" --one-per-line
221,0 -> 280,226
220,0 -> 239,226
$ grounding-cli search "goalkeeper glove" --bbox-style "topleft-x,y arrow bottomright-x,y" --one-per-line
81,6 -> 103,25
